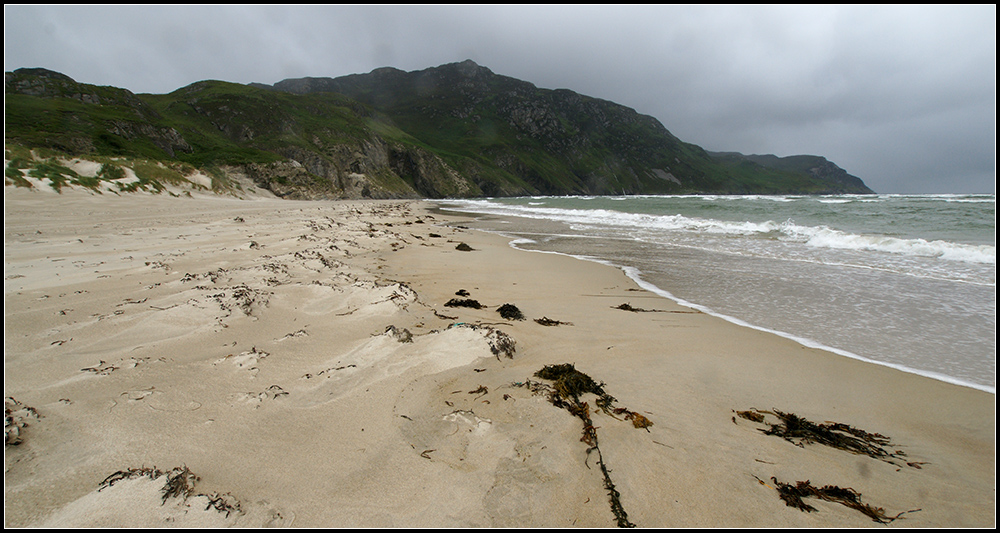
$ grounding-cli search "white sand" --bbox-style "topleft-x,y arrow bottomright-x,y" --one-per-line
4,187 -> 995,527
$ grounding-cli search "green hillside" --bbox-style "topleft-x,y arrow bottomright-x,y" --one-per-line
4,63 -> 875,198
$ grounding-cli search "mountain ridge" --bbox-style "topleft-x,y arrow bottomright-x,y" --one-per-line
5,62 -> 875,198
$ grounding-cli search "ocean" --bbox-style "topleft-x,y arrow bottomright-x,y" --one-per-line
436,194 -> 996,393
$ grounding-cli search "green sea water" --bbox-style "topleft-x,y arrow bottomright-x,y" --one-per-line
439,194 -> 996,392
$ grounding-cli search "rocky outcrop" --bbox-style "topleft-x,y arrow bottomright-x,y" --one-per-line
108,121 -> 192,157
238,140 -> 478,200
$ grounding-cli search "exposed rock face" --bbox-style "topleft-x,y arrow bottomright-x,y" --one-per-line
261,140 -> 474,200
108,121 -> 192,157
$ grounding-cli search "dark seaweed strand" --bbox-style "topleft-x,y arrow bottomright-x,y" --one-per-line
532,364 -> 638,528
768,477 -> 919,524
597,446 -> 636,528
749,409 -> 913,466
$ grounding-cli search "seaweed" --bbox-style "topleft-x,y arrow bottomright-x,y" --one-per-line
497,303 -> 525,321
760,476 -> 919,524
613,303 -> 697,314
204,492 -> 242,517
455,242 -> 474,251
99,466 -> 245,516
535,364 -> 609,407
99,467 -> 164,491
161,466 -> 200,503
527,363 -> 656,528
447,323 -> 516,359
5,397 -> 39,446
534,316 -> 573,326
445,298 -> 483,309
735,410 -> 765,423
99,466 -> 200,504
622,411 -> 653,430
484,328 -> 517,359
613,303 -> 658,313
738,408 -> 917,467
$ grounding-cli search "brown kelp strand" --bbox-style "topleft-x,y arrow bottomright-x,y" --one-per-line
737,409 -> 920,467
760,476 -> 920,524
525,363 -> 657,528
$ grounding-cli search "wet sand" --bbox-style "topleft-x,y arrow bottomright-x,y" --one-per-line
4,187 -> 995,527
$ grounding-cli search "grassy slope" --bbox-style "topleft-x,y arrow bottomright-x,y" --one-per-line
6,67 -> 873,196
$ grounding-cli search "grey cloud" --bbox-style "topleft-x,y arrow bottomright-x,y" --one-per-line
4,4 -> 995,193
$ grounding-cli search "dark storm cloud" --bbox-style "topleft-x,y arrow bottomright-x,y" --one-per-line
4,5 -> 995,193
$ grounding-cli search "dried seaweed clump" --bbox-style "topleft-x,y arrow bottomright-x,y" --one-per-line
483,328 -> 517,359
535,316 -> 573,326
497,303 -> 525,321
161,466 -> 200,502
99,466 -> 243,516
100,466 -> 199,504
455,242 -> 474,251
613,303 -> 656,313
448,323 -> 517,359
5,397 -> 39,446
762,476 -> 919,524
738,408 -> 919,467
537,364 -> 601,399
445,298 -> 483,309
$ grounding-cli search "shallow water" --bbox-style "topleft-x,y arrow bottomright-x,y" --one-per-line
438,194 -> 996,392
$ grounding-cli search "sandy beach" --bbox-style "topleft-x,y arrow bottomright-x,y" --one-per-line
4,186 -> 995,527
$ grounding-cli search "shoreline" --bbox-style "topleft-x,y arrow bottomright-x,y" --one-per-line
5,190 -> 995,527
433,201 -> 996,395
578,252 -> 994,395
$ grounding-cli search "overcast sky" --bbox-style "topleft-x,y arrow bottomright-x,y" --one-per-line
5,5 -> 995,193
